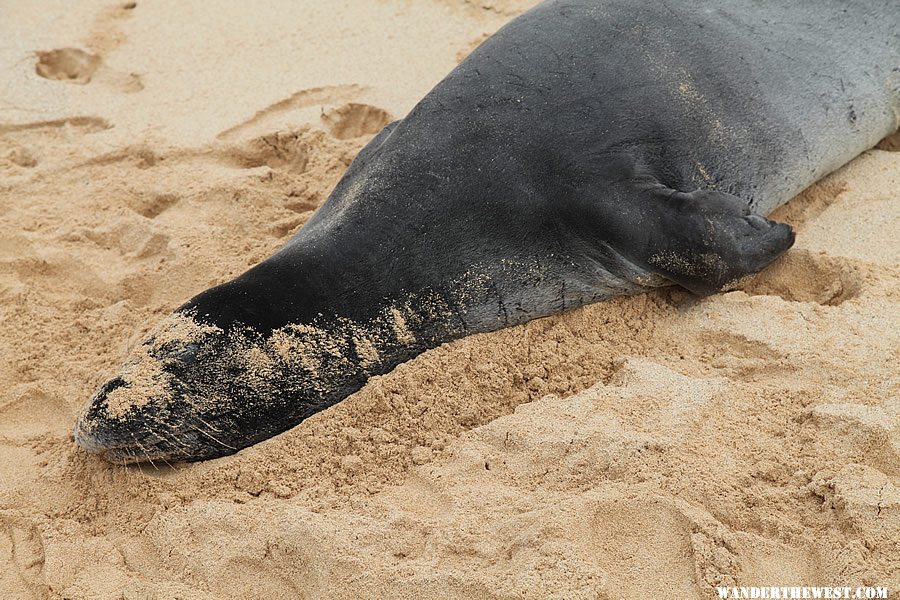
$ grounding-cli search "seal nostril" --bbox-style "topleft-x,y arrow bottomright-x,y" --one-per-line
96,376 -> 126,399
74,376 -> 129,454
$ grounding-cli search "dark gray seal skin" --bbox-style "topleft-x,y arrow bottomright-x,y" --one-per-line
74,0 -> 899,463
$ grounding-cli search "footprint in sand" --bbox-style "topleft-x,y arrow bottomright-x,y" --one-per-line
0,386 -> 72,441
75,217 -> 172,261
217,85 -> 365,142
321,103 -> 393,140
2,146 -> 38,169
590,494 -> 825,594
1,117 -> 111,173
741,249 -> 862,306
5,252 -> 113,301
804,402 -> 900,477
35,47 -> 143,93
35,48 -> 101,84
223,130 -> 318,173
127,192 -> 180,220
589,497 -> 702,597
809,464 -> 900,541
0,518 -> 46,598
34,1 -> 143,94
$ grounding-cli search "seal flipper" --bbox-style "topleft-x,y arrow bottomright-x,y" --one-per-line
641,187 -> 795,295
572,152 -> 794,296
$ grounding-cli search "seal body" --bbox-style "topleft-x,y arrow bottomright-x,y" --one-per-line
75,0 -> 899,463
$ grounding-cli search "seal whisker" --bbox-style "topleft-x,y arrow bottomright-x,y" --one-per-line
189,420 -> 237,450
130,433 -> 158,470
153,427 -> 191,451
144,415 -> 192,451
141,421 -> 161,445
121,447 -> 136,471
193,415 -> 224,434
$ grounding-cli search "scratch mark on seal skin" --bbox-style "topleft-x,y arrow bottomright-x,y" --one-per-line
448,298 -> 470,333
489,281 -> 509,327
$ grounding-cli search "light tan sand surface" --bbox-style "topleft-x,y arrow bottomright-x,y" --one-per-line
1,1 -> 898,598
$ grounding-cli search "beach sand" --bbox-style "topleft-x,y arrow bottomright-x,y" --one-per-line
1,1 -> 897,598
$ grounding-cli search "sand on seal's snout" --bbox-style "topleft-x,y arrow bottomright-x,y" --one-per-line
1,1 -> 898,598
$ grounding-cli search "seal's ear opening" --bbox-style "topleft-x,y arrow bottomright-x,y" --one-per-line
648,189 -> 795,296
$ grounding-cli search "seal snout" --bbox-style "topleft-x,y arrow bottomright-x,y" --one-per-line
73,312 -> 242,464
72,411 -> 108,454
73,377 -> 167,463
74,350 -> 194,464
73,377 -> 123,452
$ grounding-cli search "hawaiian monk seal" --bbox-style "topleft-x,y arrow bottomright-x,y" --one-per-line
74,0 -> 899,463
